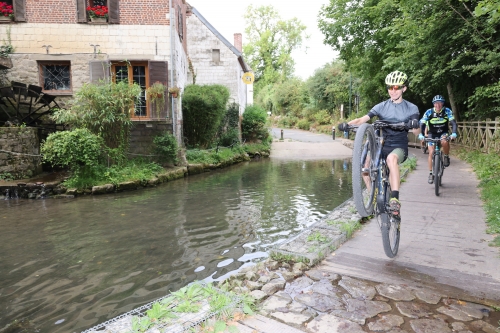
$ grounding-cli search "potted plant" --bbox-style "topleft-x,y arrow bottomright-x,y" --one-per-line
168,86 -> 180,98
0,2 -> 14,22
87,5 -> 108,23
146,81 -> 166,118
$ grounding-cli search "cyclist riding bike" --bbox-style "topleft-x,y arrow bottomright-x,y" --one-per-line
418,95 -> 457,184
344,71 -> 420,217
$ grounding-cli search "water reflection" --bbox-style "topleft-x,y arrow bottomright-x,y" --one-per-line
0,159 -> 352,332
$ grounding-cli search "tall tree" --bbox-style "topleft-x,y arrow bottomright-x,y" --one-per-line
243,5 -> 308,93
318,0 -> 500,120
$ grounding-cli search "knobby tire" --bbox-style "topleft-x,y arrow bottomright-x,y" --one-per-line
352,123 -> 376,217
434,153 -> 441,196
379,179 -> 400,258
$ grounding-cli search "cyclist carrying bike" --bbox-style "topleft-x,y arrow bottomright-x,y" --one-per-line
418,95 -> 457,184
345,71 -> 420,216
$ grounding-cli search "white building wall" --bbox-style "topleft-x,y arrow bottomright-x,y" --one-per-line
186,13 -> 246,110
0,24 -> 171,58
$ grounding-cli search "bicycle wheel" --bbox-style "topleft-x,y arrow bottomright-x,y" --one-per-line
352,123 -> 376,217
379,180 -> 400,258
434,152 -> 440,196
439,155 -> 444,186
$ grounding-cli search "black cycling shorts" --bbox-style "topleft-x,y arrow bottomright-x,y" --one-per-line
382,146 -> 408,164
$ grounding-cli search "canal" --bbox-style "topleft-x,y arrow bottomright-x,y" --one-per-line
0,158 -> 352,332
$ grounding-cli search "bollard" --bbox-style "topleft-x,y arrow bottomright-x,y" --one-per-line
280,129 -> 284,140
332,127 -> 336,140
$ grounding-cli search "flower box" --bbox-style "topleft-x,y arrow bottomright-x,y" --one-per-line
90,17 -> 107,23
87,5 -> 108,23
0,1 -> 13,22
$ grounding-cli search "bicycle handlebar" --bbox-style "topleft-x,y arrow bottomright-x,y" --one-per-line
424,136 -> 451,143
339,120 -> 409,132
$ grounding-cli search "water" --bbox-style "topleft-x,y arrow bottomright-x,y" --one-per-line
0,158 -> 352,333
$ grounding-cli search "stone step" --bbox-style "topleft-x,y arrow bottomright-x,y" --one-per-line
238,314 -> 305,332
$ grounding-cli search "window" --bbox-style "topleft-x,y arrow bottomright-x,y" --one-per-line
38,61 -> 72,93
111,62 -> 149,118
212,49 -> 220,65
90,0 -> 106,6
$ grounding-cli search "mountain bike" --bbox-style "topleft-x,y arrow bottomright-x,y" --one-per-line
342,120 -> 410,258
425,136 -> 450,196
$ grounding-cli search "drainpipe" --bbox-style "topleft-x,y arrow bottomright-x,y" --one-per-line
169,0 -> 175,138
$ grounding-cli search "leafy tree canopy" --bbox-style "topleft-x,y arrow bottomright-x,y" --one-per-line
243,5 -> 308,93
318,0 -> 500,120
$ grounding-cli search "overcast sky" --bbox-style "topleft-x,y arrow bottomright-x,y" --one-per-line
187,0 -> 338,80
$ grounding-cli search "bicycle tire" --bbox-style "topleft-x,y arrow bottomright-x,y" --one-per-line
352,123 -> 376,217
439,155 -> 444,186
380,180 -> 400,258
434,152 -> 440,196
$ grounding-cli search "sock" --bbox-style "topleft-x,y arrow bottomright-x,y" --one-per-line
429,171 -> 433,174
391,191 -> 399,200
444,154 -> 449,157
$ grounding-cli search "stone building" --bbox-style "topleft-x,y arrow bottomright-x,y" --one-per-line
0,0 -> 189,156
186,6 -> 253,116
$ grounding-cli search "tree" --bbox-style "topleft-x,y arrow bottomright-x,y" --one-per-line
307,61 -> 352,115
243,5 -> 308,93
318,0 -> 500,120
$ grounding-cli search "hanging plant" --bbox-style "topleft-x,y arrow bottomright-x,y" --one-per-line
146,81 -> 166,118
168,86 -> 180,98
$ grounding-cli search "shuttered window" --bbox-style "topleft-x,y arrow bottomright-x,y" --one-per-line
77,0 -> 115,24
12,0 -> 25,22
177,5 -> 183,40
148,61 -> 169,118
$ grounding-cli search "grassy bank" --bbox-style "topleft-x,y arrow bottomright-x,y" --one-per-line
455,148 -> 500,246
60,143 -> 271,190
186,142 -> 270,165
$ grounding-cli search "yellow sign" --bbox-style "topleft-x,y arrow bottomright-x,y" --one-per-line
242,72 -> 254,84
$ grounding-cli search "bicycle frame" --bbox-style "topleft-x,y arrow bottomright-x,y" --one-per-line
363,126 -> 390,216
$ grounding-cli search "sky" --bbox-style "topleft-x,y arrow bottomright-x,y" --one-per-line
187,0 -> 338,80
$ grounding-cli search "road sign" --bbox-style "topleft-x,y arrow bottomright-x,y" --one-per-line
242,72 -> 254,85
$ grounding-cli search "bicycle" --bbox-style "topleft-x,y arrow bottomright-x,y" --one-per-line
342,120 -> 410,258
425,136 -> 450,196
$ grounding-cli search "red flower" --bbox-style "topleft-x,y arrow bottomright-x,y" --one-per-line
87,5 -> 109,19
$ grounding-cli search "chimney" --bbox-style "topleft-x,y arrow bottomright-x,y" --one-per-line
234,33 -> 242,52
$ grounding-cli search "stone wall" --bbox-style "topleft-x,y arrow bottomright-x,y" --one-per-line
129,120 -> 173,156
0,127 -> 42,179
186,11 -> 247,110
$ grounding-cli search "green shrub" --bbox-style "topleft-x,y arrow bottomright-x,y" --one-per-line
297,119 -> 310,130
242,105 -> 269,142
152,131 -> 179,164
182,84 -> 230,148
51,81 -> 141,162
41,128 -> 105,170
314,109 -> 332,125
219,127 -> 240,147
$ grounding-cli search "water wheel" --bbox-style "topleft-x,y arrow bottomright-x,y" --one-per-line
0,81 -> 65,133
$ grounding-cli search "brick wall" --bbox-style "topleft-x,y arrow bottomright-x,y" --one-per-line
25,0 -> 77,24
20,0 -> 189,26
129,120 -> 174,156
118,0 -> 169,25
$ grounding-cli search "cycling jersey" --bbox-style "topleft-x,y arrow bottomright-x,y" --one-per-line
420,107 -> 457,135
367,99 -> 420,147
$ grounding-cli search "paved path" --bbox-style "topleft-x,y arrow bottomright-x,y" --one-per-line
269,128 -> 352,160
273,127 -> 500,304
